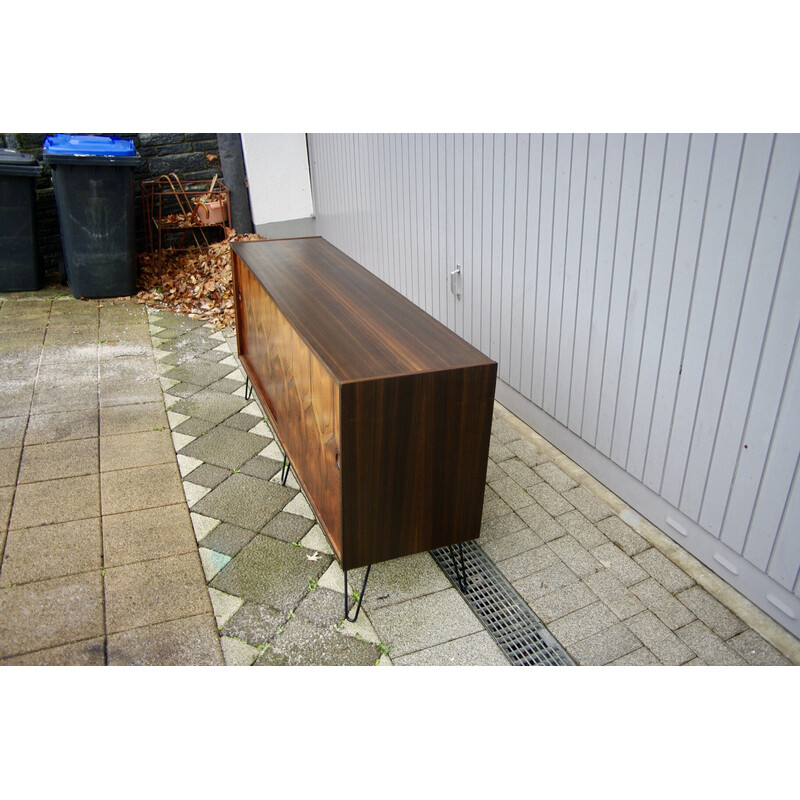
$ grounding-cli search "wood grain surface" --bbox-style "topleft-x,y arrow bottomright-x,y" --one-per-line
232,238 -> 497,570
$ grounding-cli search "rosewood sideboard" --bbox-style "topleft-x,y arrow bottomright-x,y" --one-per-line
231,237 -> 497,605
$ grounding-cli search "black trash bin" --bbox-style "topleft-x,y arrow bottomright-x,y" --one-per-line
43,134 -> 141,299
0,148 -> 43,292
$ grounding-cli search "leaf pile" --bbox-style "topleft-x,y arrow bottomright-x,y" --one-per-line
136,229 -> 265,329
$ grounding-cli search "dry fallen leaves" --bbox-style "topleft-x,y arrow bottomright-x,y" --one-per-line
136,228 -> 265,329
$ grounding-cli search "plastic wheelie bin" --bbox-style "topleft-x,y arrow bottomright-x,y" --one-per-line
43,134 -> 141,299
0,148 -> 43,292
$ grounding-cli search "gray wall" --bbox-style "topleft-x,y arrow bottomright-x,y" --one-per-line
306,133 -> 800,637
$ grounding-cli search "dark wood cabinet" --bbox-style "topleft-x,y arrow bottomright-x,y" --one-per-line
231,237 -> 497,571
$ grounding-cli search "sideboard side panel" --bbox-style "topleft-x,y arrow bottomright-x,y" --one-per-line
340,363 -> 496,570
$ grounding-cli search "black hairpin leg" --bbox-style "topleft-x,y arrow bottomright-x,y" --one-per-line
343,564 -> 372,622
448,542 -> 468,592
280,455 -> 291,486
244,375 -> 253,400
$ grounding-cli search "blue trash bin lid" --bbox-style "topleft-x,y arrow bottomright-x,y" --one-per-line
44,134 -> 137,157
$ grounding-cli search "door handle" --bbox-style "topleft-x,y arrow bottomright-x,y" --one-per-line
450,266 -> 462,300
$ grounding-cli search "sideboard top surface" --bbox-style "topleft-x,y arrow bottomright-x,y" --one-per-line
231,237 -> 495,383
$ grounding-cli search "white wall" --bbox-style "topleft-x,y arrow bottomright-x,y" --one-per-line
240,133 -> 313,226
307,132 -> 800,638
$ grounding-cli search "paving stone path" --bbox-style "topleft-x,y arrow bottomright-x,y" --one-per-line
6,293 -> 794,665
150,307 -> 798,667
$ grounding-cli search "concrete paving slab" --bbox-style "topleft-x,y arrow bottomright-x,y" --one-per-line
104,552 -> 212,634
207,587 -> 244,628
106,614 -> 224,666
100,430 -> 177,472
479,528 -> 546,563
0,417 -> 27,450
9,473 -> 100,529
102,503 -> 197,567
100,463 -> 186,516
495,544 -> 562,583
583,569 -> 647,620
211,535 -> 332,612
477,511 -> 528,541
625,610 -> 696,666
394,631 -> 512,666
567,622 -> 642,665
183,462 -> 230,489
99,402 -> 169,437
0,637 -> 106,666
192,473 -> 295,530
0,571 -> 104,660
261,511 -> 315,544
29,382 -> 98,415
727,629 -> 793,666
519,580 -> 598,624
169,388 -> 248,424
254,617 -> 380,666
609,647 -> 662,666
554,510 -> 608,549
220,636 -> 259,665
674,620 -> 747,666
179,426 -> 266,471
630,577 -> 696,630
18,438 -> 98,484
164,362 -> 235,388
0,446 -> 21,487
596,516 -> 649,556
0,518 -> 102,585
546,600 -> 621,648
222,602 -> 285,647
368,588 -> 484,659
197,522 -> 257,558
24,408 -> 99,445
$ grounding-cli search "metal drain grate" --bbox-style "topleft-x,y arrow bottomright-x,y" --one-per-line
430,540 -> 574,666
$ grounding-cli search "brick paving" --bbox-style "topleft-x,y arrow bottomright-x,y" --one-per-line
1,287 -> 798,666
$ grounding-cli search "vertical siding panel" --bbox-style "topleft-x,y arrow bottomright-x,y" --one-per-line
428,134 -> 440,322
414,134 -> 426,312
519,134 -> 542,407
489,134 -> 505,360
663,134 -> 744,513
700,135 -> 796,544
542,133 -> 572,417
748,316 -> 800,576
499,134 -> 518,381
462,134 -> 475,346
642,134 -> 716,492
595,134 -> 645,457
480,135 -> 495,357
627,133 -> 691,480
557,132 -> 589,424
581,134 -> 623,445
568,133 -> 606,433
420,136 -> 430,312
510,133 -> 531,391
768,453 -> 800,592
721,139 -> 800,555
611,133 -> 667,467
436,133 -> 448,325
471,134 -> 485,352
441,133 -> 456,330
452,133 -> 464,336
531,133 -> 557,407
305,132 -> 800,626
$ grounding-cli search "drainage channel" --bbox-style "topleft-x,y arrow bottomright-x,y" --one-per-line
430,540 -> 575,666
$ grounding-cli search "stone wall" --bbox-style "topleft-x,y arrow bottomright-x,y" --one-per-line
1,133 -> 225,276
